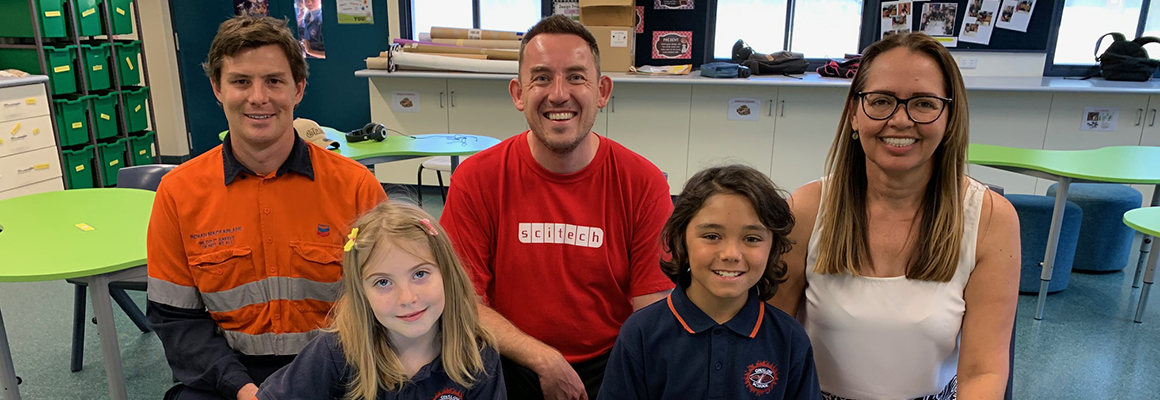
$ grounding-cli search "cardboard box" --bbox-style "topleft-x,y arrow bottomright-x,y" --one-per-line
587,26 -> 635,73
580,0 -> 636,26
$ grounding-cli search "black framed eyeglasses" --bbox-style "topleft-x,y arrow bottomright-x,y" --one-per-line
857,92 -> 953,124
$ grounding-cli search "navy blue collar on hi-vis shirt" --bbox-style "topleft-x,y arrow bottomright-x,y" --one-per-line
222,132 -> 315,185
598,287 -> 822,400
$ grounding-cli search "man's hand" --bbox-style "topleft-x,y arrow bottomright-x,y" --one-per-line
534,351 -> 588,400
236,383 -> 259,400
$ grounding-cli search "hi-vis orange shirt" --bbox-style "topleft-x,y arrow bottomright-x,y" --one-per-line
147,137 -> 385,357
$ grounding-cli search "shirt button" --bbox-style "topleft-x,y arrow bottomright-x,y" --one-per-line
273,313 -> 280,320
263,207 -> 271,214
266,238 -> 273,244
715,362 -> 722,370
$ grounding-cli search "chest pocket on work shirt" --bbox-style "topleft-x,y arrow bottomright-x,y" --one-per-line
188,247 -> 255,294
288,241 -> 345,310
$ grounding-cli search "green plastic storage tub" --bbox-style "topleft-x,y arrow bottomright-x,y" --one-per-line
113,41 -> 142,86
110,0 -> 134,35
79,43 -> 112,91
53,96 -> 91,147
70,0 -> 103,36
122,86 -> 149,132
97,138 -> 127,186
0,45 -> 77,95
128,131 -> 154,165
62,145 -> 96,189
0,0 -> 67,38
90,92 -> 119,140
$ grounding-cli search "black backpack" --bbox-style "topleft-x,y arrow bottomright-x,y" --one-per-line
1096,32 -> 1160,81
731,39 -> 808,76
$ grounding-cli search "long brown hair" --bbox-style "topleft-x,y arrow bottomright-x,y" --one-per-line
815,32 -> 969,282
333,201 -> 493,399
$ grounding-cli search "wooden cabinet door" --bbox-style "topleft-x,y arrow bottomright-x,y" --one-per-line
687,85 -> 777,181
367,77 -> 449,185
605,83 -> 693,194
770,87 -> 847,192
966,91 -> 1053,195
446,78 -> 529,140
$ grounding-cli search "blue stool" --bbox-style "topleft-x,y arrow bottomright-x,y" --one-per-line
1009,194 -> 1082,293
1047,183 -> 1142,272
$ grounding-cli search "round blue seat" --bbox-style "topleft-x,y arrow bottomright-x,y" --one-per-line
1047,183 -> 1142,272
1008,194 -> 1082,294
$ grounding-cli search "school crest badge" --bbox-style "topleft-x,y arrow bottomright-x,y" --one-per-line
745,360 -> 779,396
432,388 -> 464,400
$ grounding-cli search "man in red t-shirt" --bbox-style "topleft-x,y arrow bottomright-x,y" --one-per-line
440,15 -> 675,400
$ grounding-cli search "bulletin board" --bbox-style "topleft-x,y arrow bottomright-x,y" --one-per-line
877,0 -> 1056,51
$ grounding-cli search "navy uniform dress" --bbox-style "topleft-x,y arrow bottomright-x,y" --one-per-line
257,332 -> 506,400
599,287 -> 821,400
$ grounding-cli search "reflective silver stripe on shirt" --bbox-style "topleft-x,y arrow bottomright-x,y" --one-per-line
200,276 -> 342,313
220,329 -> 321,356
147,277 -> 205,309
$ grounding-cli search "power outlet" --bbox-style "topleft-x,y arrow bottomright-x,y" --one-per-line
959,56 -> 978,69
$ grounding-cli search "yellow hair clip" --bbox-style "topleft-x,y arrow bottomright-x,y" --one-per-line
344,228 -> 359,252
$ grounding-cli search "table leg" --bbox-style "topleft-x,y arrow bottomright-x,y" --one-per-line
1035,176 -> 1071,320
90,275 -> 128,400
450,155 -> 460,173
1132,185 -> 1160,288
0,307 -> 21,400
1135,243 -> 1160,322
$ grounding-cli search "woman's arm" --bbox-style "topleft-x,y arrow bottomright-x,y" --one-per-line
958,190 -> 1020,399
769,180 -> 823,317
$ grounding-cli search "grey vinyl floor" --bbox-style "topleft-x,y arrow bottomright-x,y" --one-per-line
2,187 -> 1160,399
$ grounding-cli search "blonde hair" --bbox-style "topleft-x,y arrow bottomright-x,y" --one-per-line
816,32 -> 969,282
331,201 -> 494,399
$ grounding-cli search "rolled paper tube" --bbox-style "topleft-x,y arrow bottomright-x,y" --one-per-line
429,27 -> 523,41
430,38 -> 522,50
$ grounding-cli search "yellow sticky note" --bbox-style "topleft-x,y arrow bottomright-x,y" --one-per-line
25,98 -> 36,105
126,58 -> 134,70
100,113 -> 110,120
45,11 -> 61,17
53,65 -> 70,73
82,8 -> 95,17
134,105 -> 141,112
32,128 -> 40,135
33,163 -> 49,170
0,138 -> 4,144
75,164 -> 85,172
75,223 -> 95,231
71,122 -> 83,129
139,149 -> 147,155
93,65 -> 102,71
110,159 -> 119,166
11,123 -> 20,134
116,7 -> 126,15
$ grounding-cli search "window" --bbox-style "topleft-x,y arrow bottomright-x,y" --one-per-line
407,0 -> 544,39
1051,0 -> 1144,66
713,0 -> 866,60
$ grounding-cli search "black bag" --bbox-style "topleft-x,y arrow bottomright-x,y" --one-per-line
1096,32 -> 1160,81
731,39 -> 808,76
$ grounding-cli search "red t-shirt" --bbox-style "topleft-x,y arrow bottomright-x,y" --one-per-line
441,131 -> 675,363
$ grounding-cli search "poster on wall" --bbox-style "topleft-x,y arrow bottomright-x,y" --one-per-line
337,0 -> 373,24
996,0 -> 1035,32
295,0 -> 325,59
959,0 -> 1000,45
233,0 -> 269,17
1081,107 -> 1118,131
880,1 -> 913,39
636,6 -> 645,33
554,0 -> 580,21
652,31 -> 692,59
655,0 -> 693,10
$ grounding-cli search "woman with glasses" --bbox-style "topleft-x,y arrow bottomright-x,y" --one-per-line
769,32 -> 1020,400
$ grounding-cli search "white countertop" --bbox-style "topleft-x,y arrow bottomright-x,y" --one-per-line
0,75 -> 49,89
355,69 -> 1160,94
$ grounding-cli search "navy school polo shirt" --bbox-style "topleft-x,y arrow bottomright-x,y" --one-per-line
599,287 -> 822,400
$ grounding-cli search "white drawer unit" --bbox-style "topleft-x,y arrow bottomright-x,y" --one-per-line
0,177 -> 63,201
0,83 -> 51,122
0,115 -> 56,158
0,145 -> 62,193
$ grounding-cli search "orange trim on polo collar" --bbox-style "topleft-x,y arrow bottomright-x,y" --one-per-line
667,293 -> 696,334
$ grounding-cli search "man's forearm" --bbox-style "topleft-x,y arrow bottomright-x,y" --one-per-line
478,303 -> 560,370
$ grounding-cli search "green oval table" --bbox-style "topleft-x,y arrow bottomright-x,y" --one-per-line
969,144 -> 1160,320
1125,207 -> 1160,322
0,188 -> 154,400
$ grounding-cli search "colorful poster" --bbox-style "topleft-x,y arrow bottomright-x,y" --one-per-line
959,0 -> 1000,45
1081,107 -> 1118,131
996,0 -> 1035,32
652,31 -> 692,59
295,0 -> 325,58
655,0 -> 694,10
337,0 -> 373,24
920,3 -> 957,37
880,1 -> 913,39
554,0 -> 580,21
233,0 -> 269,17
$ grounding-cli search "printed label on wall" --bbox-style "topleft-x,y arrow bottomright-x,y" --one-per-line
1081,107 -> 1118,131
337,0 -> 374,24
652,31 -> 692,60
655,0 -> 694,10
728,98 -> 761,121
392,91 -> 420,113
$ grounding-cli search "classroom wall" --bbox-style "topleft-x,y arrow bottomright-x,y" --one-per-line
138,0 -> 190,157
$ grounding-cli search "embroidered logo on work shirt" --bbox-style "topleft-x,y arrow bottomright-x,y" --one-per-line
517,222 -> 605,248
317,224 -> 331,237
745,360 -> 779,396
432,388 -> 464,400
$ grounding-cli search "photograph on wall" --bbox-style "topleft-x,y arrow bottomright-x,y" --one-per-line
880,1 -> 914,39
554,0 -> 580,21
655,0 -> 694,10
652,31 -> 693,59
996,0 -> 1035,32
295,0 -> 325,59
920,3 -> 957,37
234,0 -> 269,17
1081,107 -> 1118,131
958,0 -> 999,45
337,0 -> 373,24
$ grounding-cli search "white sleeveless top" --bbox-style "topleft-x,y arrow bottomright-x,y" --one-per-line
802,179 -> 985,400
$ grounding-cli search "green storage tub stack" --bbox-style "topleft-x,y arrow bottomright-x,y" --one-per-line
90,92 -> 119,140
0,0 -> 67,38
53,96 -> 91,147
0,45 -> 77,95
70,0 -> 104,36
110,0 -> 135,35
62,145 -> 96,189
122,86 -> 149,132
113,41 -> 142,86
97,138 -> 127,186
79,43 -> 112,91
128,131 -> 154,165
